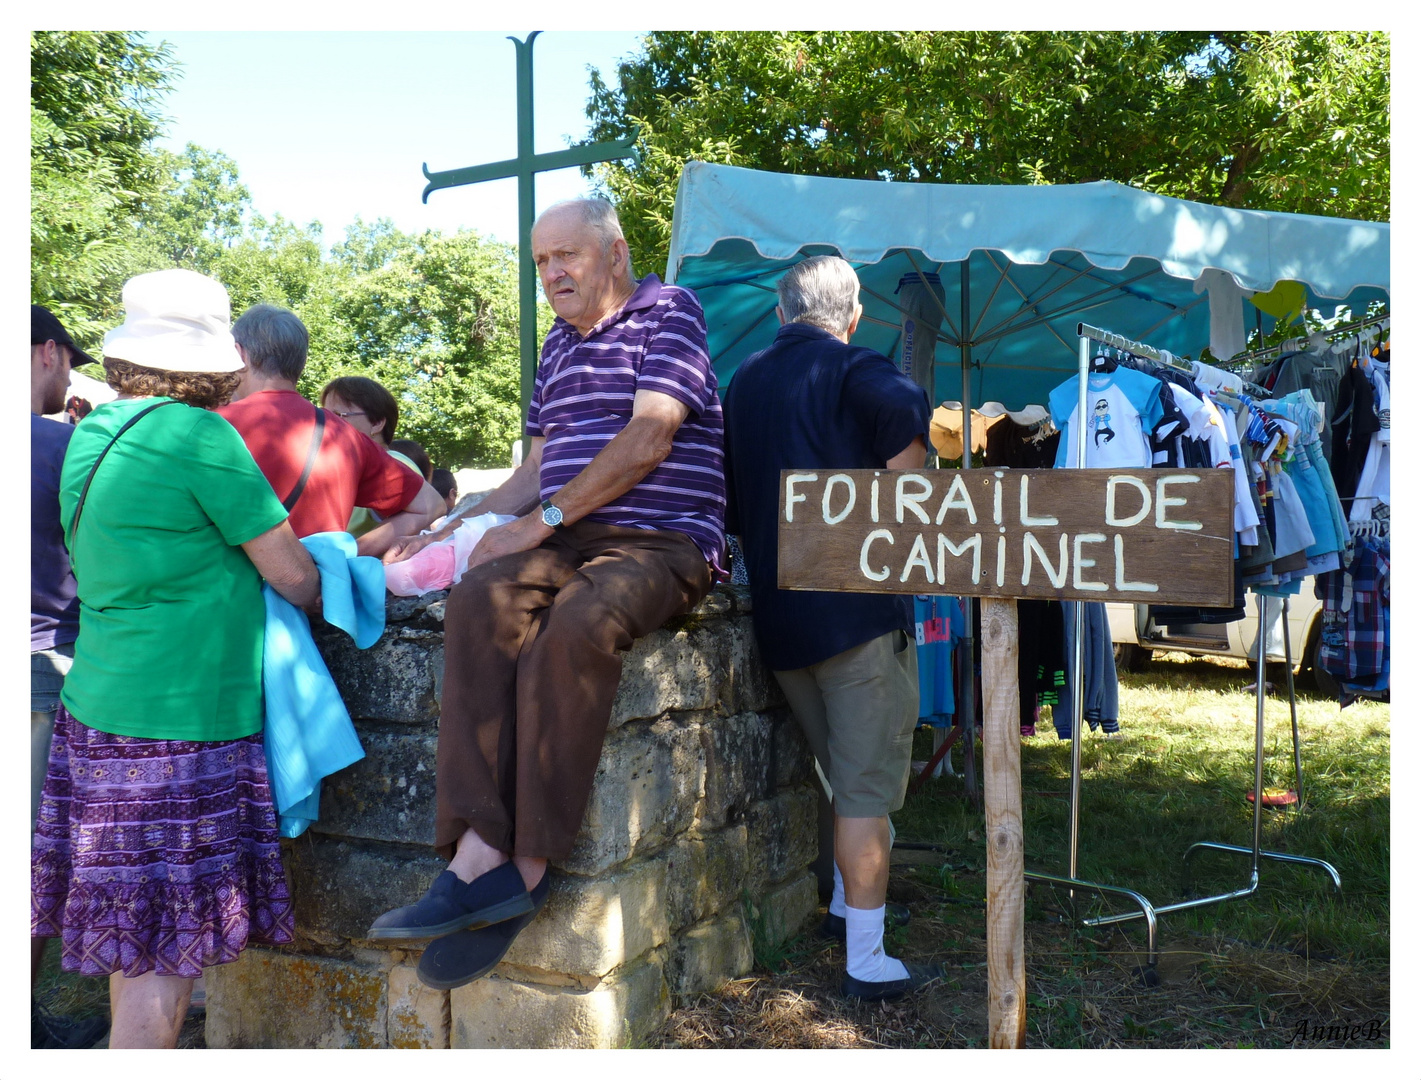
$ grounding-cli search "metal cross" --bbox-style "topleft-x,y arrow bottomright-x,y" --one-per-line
421,31 -> 638,451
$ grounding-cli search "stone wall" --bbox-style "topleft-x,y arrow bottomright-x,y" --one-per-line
206,585 -> 822,1049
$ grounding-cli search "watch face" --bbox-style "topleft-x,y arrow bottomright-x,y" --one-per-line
542,503 -> 563,527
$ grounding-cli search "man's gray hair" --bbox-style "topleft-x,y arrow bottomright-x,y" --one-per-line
537,197 -> 635,278
777,255 -> 861,336
232,304 -> 309,383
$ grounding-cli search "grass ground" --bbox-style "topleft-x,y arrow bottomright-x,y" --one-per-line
33,651 -> 1389,1049
650,651 -> 1390,1049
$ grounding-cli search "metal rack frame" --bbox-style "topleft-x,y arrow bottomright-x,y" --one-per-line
1022,322 -> 1342,979
1222,311 -> 1391,371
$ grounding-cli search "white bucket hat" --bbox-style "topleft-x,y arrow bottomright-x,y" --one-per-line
102,269 -> 242,373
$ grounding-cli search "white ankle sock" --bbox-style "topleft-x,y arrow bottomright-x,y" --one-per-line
844,904 -> 910,983
830,863 -> 846,918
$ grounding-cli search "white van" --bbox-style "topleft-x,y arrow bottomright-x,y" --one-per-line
1106,587 -> 1337,696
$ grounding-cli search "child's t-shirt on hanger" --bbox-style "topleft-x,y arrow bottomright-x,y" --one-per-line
1049,367 -> 1165,469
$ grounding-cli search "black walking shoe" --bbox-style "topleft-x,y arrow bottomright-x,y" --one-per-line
840,961 -> 945,1003
367,862 -> 533,941
32,1001 -> 109,1049
819,902 -> 912,943
416,871 -> 553,990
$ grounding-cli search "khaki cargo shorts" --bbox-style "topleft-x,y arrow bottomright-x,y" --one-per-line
773,629 -> 918,818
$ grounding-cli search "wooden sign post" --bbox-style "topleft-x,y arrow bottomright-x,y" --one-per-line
777,465 -> 1233,1047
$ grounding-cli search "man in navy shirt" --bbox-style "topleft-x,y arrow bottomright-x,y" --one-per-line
723,256 -> 942,1002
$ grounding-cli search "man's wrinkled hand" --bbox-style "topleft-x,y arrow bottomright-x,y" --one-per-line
466,513 -> 553,571
383,533 -> 433,565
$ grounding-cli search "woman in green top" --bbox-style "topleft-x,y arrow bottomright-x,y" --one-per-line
31,270 -> 322,1050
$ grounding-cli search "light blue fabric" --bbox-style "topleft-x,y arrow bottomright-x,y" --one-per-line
913,595 -> 965,725
1264,391 -> 1348,560
262,531 -> 386,837
666,162 -> 1390,410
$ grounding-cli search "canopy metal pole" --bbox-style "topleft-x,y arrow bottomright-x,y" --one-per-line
1069,332 -> 1088,887
1282,597 -> 1306,805
958,258 -> 978,803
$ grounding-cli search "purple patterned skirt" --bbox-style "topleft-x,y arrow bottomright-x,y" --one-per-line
31,706 -> 294,978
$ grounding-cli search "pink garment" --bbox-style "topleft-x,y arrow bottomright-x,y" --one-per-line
386,542 -> 458,596
384,512 -> 516,597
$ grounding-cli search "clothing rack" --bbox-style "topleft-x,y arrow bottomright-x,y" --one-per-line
1080,326 -> 1188,371
1084,324 -> 1271,400
1022,322 -> 1341,982
1223,312 -> 1391,371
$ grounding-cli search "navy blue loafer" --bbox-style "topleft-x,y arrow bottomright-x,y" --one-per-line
840,961 -> 945,1002
819,902 -> 912,943
367,862 -> 533,941
416,871 -> 553,990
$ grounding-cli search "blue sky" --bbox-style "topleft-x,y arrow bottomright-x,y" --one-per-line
150,30 -> 647,248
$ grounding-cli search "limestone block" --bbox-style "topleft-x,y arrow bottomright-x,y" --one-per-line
667,909 -> 753,1000
284,836 -> 447,944
315,729 -> 438,846
387,963 -> 449,1049
748,870 -> 820,952
684,589 -> 733,617
608,626 -> 720,728
383,590 -> 449,628
450,951 -> 669,1049
699,710 -> 773,828
505,860 -> 668,977
319,627 -> 443,726
769,707 -> 815,789
744,785 -> 820,894
718,583 -> 753,613
664,824 -> 749,931
563,718 -> 704,876
206,948 -> 388,1048
717,618 -> 784,715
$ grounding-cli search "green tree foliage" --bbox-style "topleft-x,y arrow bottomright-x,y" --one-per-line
585,31 -> 1390,276
138,144 -> 254,269
308,220 -> 543,469
31,30 -> 178,347
165,208 -> 532,469
31,29 -> 527,469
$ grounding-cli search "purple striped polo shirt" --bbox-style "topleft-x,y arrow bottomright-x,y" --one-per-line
527,274 -> 726,574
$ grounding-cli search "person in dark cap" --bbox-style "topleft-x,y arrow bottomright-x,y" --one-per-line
30,305 -> 107,1048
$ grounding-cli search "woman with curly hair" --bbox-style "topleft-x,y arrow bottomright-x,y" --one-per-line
30,269 -> 322,1049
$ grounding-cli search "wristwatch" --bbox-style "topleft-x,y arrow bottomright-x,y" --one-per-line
540,498 -> 565,529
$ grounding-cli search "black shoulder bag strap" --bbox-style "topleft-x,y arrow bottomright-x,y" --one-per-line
66,399 -> 182,549
282,404 -> 326,512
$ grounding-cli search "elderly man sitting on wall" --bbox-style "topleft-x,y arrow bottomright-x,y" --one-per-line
371,198 -> 726,989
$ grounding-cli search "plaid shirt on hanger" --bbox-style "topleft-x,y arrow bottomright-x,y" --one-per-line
1317,539 -> 1388,681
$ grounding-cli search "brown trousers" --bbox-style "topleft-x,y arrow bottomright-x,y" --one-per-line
435,520 -> 713,862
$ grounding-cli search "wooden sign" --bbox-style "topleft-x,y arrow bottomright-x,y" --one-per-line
777,468 -> 1235,608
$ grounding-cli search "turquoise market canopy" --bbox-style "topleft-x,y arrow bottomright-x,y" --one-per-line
666,162 -> 1391,409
